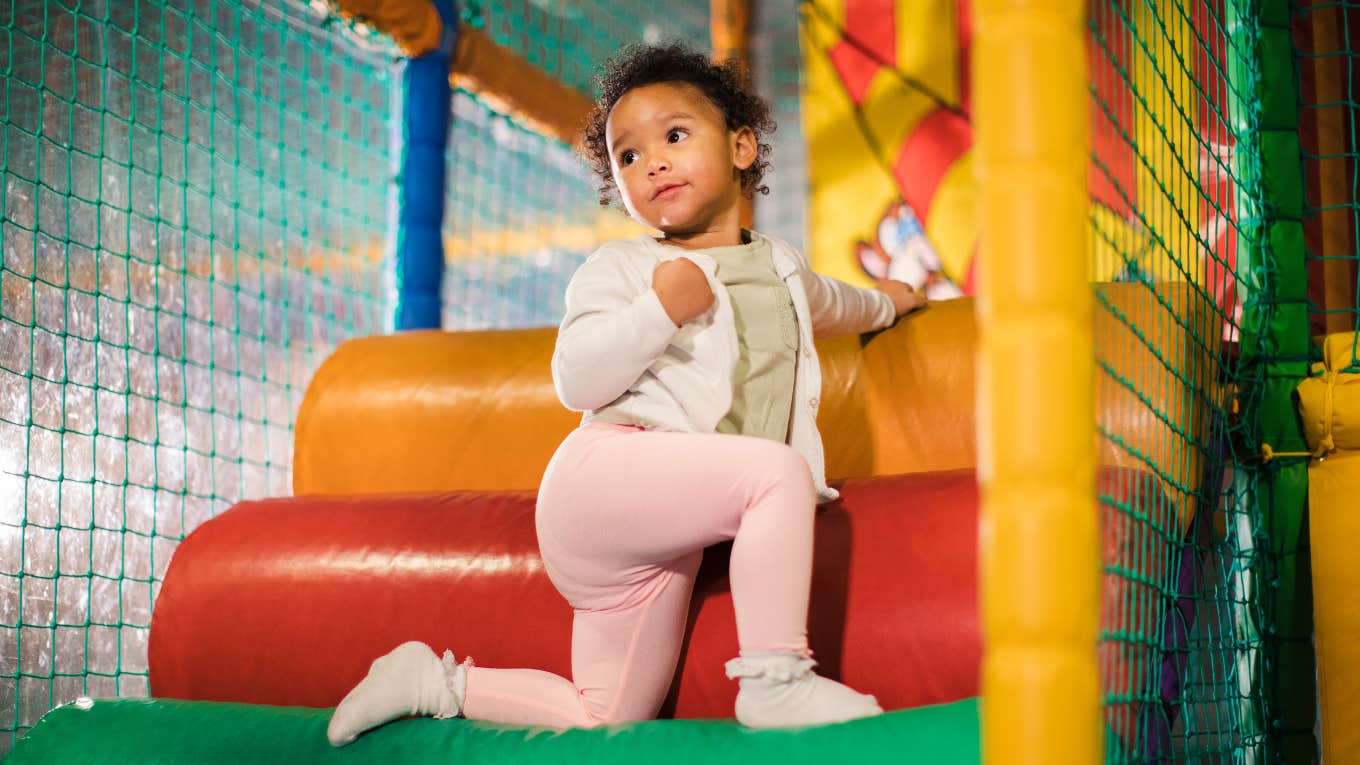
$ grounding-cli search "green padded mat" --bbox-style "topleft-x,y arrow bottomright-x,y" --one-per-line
4,696 -> 980,764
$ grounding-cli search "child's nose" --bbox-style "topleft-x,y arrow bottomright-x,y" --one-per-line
647,154 -> 670,174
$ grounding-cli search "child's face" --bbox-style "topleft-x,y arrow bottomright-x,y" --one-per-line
605,82 -> 755,238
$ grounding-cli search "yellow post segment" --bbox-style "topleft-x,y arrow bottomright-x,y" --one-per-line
1132,1 -> 1199,284
974,1 -> 1099,764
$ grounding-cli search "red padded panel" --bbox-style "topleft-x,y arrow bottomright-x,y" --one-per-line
149,472 -> 983,717
149,491 -> 569,709
149,468 -> 1165,721
663,471 -> 983,716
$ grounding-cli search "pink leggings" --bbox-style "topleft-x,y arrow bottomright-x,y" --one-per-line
460,422 -> 816,728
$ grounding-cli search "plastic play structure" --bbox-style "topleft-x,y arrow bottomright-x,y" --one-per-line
5,1 -> 1360,763
8,287 -> 1202,763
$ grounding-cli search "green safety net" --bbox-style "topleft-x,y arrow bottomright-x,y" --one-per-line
440,87 -> 618,330
0,0 -> 396,753
1087,0 -> 1315,761
458,0 -> 706,100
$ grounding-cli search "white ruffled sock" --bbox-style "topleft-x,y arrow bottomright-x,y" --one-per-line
327,641 -> 467,746
725,652 -> 883,728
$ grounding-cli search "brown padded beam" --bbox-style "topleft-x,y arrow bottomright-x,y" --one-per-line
329,0 -> 443,58
331,1 -> 592,146
451,25 -> 594,148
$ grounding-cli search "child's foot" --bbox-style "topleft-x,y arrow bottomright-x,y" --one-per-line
327,641 -> 467,746
725,653 -> 883,728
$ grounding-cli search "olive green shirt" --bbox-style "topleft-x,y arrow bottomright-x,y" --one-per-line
711,235 -> 800,443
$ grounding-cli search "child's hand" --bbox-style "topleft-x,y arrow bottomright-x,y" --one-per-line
875,279 -> 927,317
653,258 -> 715,326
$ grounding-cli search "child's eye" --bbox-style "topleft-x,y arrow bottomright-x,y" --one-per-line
619,150 -> 638,166
667,128 -> 688,143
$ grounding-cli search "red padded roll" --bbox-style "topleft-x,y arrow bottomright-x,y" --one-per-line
149,472 -> 984,717
148,491 -> 569,708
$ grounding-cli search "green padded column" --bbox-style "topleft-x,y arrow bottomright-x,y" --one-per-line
1230,0 -> 1317,760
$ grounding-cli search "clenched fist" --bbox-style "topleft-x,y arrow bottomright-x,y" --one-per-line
652,258 -> 714,327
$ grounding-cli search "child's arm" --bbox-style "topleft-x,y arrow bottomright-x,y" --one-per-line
800,259 -> 926,337
552,251 -> 680,412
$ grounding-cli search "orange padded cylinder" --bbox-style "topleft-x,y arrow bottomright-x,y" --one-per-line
294,284 -> 1210,525
293,328 -> 581,496
291,305 -> 985,496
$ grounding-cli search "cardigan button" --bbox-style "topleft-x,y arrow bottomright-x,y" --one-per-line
808,397 -> 819,410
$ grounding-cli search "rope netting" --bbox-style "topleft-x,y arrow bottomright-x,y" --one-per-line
440,86 -> 627,330
1,0 -> 395,751
1088,0 -> 1314,760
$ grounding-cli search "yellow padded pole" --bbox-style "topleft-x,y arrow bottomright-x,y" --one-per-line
973,1 -> 1098,764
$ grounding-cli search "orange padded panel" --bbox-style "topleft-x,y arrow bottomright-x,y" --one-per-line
291,303 -> 977,495
293,328 -> 581,495
295,282 -> 1211,523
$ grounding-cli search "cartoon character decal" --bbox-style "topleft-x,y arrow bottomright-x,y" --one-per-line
856,200 -> 965,301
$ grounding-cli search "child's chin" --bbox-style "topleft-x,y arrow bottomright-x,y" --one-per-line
653,220 -> 695,235
656,211 -> 708,231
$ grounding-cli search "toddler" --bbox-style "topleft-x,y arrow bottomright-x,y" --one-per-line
327,42 -> 924,745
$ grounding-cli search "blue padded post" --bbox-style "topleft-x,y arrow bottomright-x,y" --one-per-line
395,0 -> 457,330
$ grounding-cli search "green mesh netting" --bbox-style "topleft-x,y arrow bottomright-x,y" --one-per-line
1,0 -> 396,753
1088,0 -> 1315,761
458,1 -> 707,97
750,1 -> 805,251
441,88 -> 612,330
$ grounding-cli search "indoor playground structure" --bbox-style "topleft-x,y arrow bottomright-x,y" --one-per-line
3,0 -> 1360,763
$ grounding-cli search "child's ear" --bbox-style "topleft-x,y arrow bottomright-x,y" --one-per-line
731,126 -> 757,171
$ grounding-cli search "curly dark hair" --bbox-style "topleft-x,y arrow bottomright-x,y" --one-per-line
582,43 -> 776,207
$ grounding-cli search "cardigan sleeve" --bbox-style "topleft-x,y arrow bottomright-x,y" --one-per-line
775,238 -> 896,337
551,246 -> 680,411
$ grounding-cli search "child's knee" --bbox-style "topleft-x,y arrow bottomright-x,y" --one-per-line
578,694 -> 655,728
750,441 -> 815,498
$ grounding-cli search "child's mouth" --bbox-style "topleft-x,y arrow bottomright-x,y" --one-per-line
652,183 -> 685,201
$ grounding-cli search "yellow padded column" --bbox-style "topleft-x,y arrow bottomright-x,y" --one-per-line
973,1 -> 1098,763
1297,333 -> 1360,762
